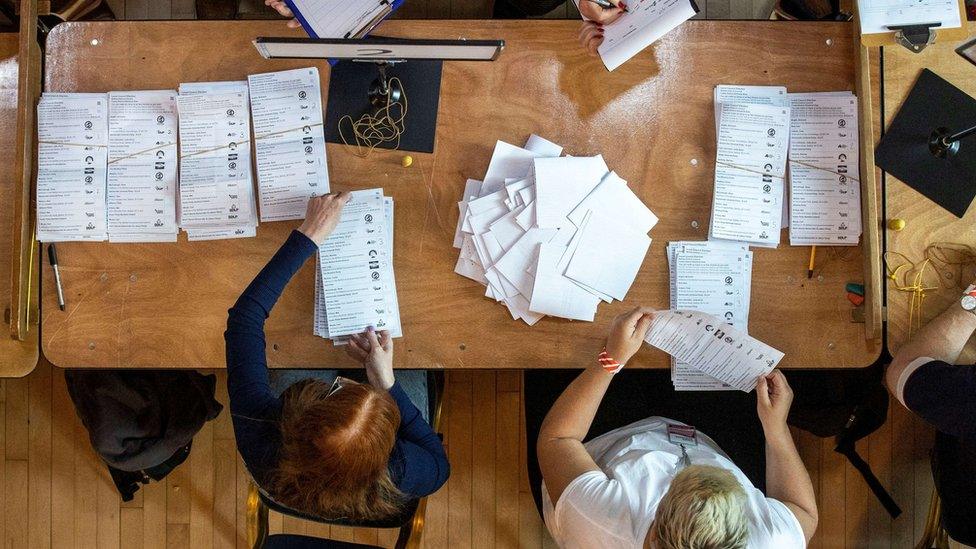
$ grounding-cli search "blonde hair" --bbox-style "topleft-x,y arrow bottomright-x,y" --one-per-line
648,465 -> 750,549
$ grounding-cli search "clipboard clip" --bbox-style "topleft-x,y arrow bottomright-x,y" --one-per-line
887,22 -> 941,53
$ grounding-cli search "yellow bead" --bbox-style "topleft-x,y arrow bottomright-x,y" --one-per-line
888,218 -> 906,231
401,155 -> 413,168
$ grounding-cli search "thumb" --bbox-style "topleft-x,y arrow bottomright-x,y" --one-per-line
756,375 -> 771,408
634,313 -> 653,338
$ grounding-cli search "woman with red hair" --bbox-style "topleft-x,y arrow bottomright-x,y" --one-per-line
225,192 -> 449,521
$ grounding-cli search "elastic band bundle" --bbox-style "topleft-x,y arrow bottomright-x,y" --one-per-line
598,348 -> 623,375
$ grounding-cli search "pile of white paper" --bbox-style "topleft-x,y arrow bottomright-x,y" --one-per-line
176,81 -> 260,241
106,91 -> 179,242
596,0 -> 698,72
454,136 -> 658,324
314,189 -> 402,344
37,93 -> 110,242
709,85 -> 862,248
248,68 -> 330,223
644,309 -> 782,393
787,92 -> 861,246
667,241 -> 753,390
710,86 -> 791,248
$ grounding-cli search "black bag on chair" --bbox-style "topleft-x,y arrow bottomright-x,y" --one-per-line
784,365 -> 901,518
65,370 -> 223,501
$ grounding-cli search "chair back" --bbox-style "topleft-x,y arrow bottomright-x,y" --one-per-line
931,431 -> 976,545
263,533 -> 381,549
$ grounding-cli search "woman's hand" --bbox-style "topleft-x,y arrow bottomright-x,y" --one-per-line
297,192 -> 350,245
756,370 -> 794,439
345,327 -> 396,391
578,1 -> 626,56
604,307 -> 655,366
265,0 -> 302,28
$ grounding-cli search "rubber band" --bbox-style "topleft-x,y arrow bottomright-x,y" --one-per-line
338,76 -> 407,158
598,348 -> 623,375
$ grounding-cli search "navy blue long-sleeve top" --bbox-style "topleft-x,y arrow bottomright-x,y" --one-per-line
225,230 -> 449,499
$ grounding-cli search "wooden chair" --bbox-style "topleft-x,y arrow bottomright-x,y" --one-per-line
246,371 -> 445,549
915,489 -> 949,549
262,534 -> 382,549
915,433 -> 976,549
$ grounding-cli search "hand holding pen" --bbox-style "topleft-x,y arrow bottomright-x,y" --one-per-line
578,0 -> 627,56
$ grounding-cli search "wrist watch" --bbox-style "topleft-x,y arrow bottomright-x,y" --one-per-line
961,285 -> 976,313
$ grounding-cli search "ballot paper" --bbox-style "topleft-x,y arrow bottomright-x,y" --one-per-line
316,189 -> 401,340
857,0 -> 961,35
788,92 -> 861,246
248,68 -> 330,222
667,241 -> 753,390
177,81 -> 259,240
709,101 -> 791,247
593,0 -> 699,72
37,93 -> 110,242
453,135 -> 657,325
106,91 -> 179,242
644,310 -> 781,392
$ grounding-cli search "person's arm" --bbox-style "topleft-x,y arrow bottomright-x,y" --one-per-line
225,193 -> 350,418
757,371 -> 819,543
536,307 -> 654,503
345,327 -> 449,495
886,293 -> 976,395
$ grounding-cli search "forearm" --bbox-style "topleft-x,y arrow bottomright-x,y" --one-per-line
765,428 -> 818,531
888,301 -> 976,389
538,364 -> 613,443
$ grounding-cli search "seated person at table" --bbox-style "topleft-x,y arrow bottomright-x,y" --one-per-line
886,284 -> 976,447
225,193 -> 449,520
536,308 -> 818,548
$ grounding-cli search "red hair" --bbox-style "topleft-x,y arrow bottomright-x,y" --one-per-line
272,379 -> 404,520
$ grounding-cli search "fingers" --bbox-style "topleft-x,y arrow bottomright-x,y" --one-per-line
365,326 -> 381,349
634,313 -> 654,338
379,330 -> 392,351
350,332 -> 371,352
767,370 -> 790,395
287,18 -> 302,28
578,22 -> 604,56
336,190 -> 351,203
346,337 -> 369,362
756,374 -> 771,407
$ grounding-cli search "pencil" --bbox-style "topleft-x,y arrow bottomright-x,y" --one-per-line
807,245 -> 816,279
586,0 -> 630,12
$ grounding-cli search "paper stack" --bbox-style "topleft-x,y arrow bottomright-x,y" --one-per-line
314,189 -> 402,344
666,241 -> 753,390
37,93 -> 109,242
710,86 -> 791,248
106,91 -> 180,242
176,81 -> 259,241
787,92 -> 861,246
453,136 -> 658,324
248,68 -> 331,222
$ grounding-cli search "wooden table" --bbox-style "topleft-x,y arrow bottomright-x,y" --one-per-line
41,20 -> 881,369
883,23 -> 976,359
0,32 -> 38,377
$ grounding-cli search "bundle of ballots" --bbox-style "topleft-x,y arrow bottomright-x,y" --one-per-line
314,189 -> 402,344
453,135 -> 658,325
666,241 -> 754,390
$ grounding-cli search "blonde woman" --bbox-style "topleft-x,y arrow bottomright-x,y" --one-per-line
537,308 -> 818,548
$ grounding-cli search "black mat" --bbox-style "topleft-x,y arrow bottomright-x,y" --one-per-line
324,60 -> 442,154
875,69 -> 976,218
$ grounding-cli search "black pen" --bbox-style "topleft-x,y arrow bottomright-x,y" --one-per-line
586,0 -> 630,12
48,244 -> 65,311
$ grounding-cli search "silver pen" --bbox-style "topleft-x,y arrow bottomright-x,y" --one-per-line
48,244 -> 65,311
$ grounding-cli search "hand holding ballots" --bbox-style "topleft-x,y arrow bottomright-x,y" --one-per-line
644,310 -> 784,392
590,0 -> 699,71
453,135 -> 658,325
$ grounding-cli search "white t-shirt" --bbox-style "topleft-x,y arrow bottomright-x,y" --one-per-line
541,417 -> 806,549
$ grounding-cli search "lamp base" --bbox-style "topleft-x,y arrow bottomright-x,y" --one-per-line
928,127 -> 962,158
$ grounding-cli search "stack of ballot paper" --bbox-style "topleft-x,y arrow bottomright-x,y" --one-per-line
667,241 -> 753,390
314,189 -> 402,344
454,136 -> 658,324
595,0 -> 699,72
710,85 -> 791,248
177,81 -> 260,241
248,68 -> 330,222
37,93 -> 110,242
644,309 -> 782,393
709,85 -> 862,248
106,91 -> 179,242
787,92 -> 861,246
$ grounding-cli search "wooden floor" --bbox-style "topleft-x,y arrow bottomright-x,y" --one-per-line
3,360 -> 972,548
